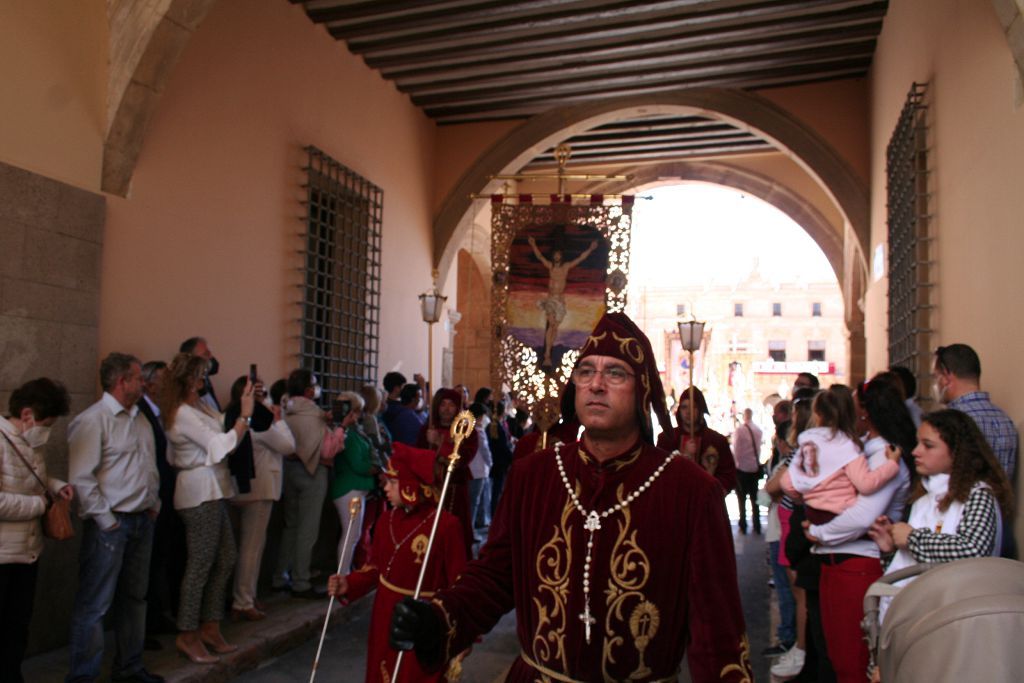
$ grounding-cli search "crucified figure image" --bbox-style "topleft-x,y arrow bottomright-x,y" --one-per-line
528,235 -> 599,368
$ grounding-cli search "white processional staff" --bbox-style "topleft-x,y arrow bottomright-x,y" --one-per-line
391,410 -> 476,682
308,495 -> 362,683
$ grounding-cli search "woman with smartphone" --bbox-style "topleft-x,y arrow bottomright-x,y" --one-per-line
161,353 -> 253,664
328,391 -> 375,573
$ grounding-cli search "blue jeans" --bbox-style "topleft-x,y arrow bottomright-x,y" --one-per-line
769,540 -> 796,645
67,513 -> 154,682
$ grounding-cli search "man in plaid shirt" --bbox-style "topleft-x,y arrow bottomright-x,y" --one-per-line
933,343 -> 1018,479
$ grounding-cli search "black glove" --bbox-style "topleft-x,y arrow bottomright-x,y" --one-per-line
390,597 -> 443,668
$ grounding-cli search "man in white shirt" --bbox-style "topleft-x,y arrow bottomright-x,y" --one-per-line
732,408 -> 763,534
67,353 -> 162,683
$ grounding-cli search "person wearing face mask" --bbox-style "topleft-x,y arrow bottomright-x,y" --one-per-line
932,344 -> 1017,480
67,353 -> 163,683
179,337 -> 221,413
273,369 -> 347,598
0,377 -> 72,682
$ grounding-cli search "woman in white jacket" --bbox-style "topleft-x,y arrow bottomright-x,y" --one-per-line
161,353 -> 253,664
226,375 -> 295,621
0,378 -> 72,682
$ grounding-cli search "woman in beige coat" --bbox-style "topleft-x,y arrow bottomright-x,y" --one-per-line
227,375 -> 295,621
0,378 -> 72,682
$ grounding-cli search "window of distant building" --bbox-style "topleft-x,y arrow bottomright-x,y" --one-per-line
812,302 -> 822,317
768,340 -> 786,362
772,302 -> 782,317
676,303 -> 688,317
734,302 -> 744,317
808,340 -> 826,362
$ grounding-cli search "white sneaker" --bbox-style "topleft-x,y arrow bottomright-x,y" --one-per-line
770,645 -> 806,678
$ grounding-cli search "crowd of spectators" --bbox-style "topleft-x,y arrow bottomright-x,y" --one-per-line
0,337 -> 1016,683
0,343 -> 528,682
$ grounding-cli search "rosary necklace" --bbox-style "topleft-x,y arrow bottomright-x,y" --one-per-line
554,443 -> 678,644
384,508 -> 434,578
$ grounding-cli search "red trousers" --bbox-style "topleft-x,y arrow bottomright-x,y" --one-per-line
819,555 -> 882,683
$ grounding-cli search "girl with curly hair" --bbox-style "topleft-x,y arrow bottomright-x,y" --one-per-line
869,409 -> 1014,620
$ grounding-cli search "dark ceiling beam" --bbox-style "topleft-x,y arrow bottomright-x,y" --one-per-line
566,126 -> 744,144
425,64 -> 871,122
340,0 -> 883,60
383,7 -> 884,82
553,131 -> 763,152
314,0 -> 643,38
523,141 -> 776,166
411,45 -> 874,107
399,28 -> 879,97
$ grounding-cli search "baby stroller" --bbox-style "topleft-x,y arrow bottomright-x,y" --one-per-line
862,557 -> 1024,681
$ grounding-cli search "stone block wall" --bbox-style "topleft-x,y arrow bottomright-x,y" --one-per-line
0,159 -> 105,654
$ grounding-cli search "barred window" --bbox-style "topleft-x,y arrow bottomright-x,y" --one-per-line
808,340 -> 826,362
300,146 -> 382,403
886,83 -> 934,383
768,340 -> 786,362
772,302 -> 782,317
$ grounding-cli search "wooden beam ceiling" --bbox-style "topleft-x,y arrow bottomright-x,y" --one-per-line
293,0 -> 886,167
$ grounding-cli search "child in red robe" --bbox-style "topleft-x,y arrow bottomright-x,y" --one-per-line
327,443 -> 467,682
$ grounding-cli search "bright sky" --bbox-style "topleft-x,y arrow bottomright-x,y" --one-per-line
627,183 -> 837,287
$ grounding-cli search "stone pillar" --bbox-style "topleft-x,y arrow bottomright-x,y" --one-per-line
0,160 -> 105,654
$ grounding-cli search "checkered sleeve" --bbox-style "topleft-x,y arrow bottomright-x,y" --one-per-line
906,485 -> 998,563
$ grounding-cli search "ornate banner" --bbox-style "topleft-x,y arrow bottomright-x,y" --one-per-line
491,195 -> 633,410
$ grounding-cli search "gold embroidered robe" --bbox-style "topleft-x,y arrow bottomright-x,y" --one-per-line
429,439 -> 752,682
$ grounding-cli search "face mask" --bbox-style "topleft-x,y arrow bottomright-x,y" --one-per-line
932,379 -> 947,404
263,396 -> 274,409
22,425 -> 51,449
312,384 -> 322,401
207,357 -> 220,376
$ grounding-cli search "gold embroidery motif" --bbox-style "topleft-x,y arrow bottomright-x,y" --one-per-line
702,445 -> 720,476
411,534 -> 428,564
601,489 -> 653,681
432,598 -> 458,661
719,634 -> 753,682
611,332 -> 644,363
628,601 -> 660,679
533,495 -> 575,672
581,331 -> 608,354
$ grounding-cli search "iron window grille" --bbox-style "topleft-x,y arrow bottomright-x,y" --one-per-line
886,83 -> 934,390
299,146 -> 382,404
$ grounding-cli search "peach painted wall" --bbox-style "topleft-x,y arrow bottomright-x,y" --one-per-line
867,0 -> 1024,517
759,79 -> 872,185
0,0 -> 106,191
432,119 -> 520,214
100,0 -> 438,395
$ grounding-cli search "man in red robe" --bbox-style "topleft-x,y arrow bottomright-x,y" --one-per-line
657,386 -> 738,494
391,312 -> 752,682
417,388 -> 478,557
327,443 -> 466,682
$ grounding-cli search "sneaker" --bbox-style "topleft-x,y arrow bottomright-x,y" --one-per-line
770,645 -> 806,678
761,641 -> 792,657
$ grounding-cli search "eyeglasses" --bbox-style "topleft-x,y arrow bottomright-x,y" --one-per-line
572,365 -> 635,386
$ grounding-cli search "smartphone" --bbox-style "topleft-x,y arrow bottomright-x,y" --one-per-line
331,399 -> 351,423
249,364 -> 258,382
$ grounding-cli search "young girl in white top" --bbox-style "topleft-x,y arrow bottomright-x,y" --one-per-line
782,388 -> 901,526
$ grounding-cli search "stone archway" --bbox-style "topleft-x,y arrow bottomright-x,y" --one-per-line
580,160 -> 845,285
433,89 -> 870,379
433,89 -> 868,275
103,0 -> 218,196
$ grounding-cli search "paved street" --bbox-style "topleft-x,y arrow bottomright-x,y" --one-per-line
235,503 -> 772,683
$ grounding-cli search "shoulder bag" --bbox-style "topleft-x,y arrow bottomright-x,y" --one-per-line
0,430 -> 74,540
